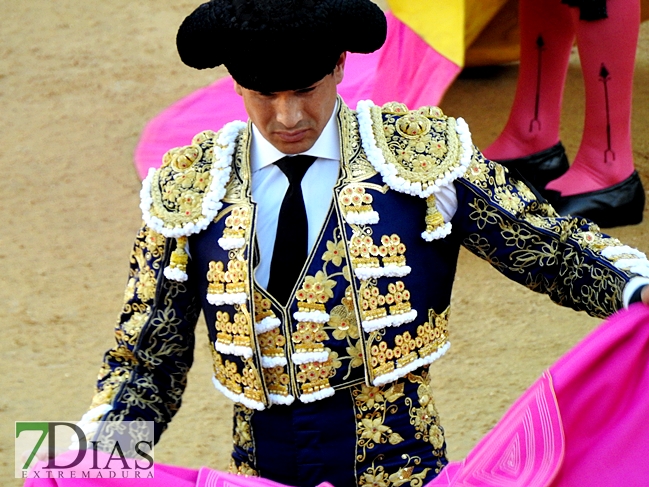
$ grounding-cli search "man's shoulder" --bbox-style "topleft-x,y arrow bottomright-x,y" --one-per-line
355,100 -> 474,198
140,122 -> 248,239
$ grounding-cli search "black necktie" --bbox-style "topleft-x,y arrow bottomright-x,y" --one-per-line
267,155 -> 317,304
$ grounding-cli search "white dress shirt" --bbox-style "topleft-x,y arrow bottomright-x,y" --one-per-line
250,104 -> 341,288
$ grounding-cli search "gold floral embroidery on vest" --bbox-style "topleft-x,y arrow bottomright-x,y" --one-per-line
290,230 -> 351,402
211,349 -> 266,410
354,382 -> 406,462
214,308 -> 254,359
340,184 -> 379,225
350,234 -> 412,280
206,260 -> 248,305
261,365 -> 293,405
324,288 -> 364,380
360,281 -> 417,333
291,271 -> 335,365
218,206 -> 251,250
295,359 -> 337,400
406,381 -> 446,452
369,306 -> 451,386
229,404 -> 259,476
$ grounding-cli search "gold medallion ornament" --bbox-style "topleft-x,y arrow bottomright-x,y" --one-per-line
395,111 -> 432,138
340,184 -> 380,224
206,260 -> 248,305
359,281 -> 417,333
350,233 -> 412,280
370,306 -> 451,386
219,206 -> 251,250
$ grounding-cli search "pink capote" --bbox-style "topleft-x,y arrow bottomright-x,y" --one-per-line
133,11 -> 461,179
429,303 -> 649,487
24,304 -> 649,487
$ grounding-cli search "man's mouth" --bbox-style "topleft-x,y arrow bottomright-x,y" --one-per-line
275,129 -> 309,142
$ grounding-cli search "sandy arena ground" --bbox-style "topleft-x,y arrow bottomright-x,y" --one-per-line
2,1 -> 648,485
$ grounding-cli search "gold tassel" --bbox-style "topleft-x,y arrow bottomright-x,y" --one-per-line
169,236 -> 189,274
424,194 -> 445,234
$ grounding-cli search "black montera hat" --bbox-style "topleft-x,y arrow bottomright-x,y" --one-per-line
176,0 -> 387,92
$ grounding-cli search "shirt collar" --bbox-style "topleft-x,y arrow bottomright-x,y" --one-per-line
250,99 -> 341,172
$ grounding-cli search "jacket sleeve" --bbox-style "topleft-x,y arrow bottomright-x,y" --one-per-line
452,148 -> 649,319
80,224 -> 201,445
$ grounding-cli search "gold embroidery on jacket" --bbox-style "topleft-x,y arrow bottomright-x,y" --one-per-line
212,349 -> 264,404
360,281 -> 412,323
223,206 -> 251,240
207,260 -> 247,296
462,152 -> 630,318
229,404 -> 258,476
339,101 -> 377,181
215,309 -> 253,350
355,382 -> 406,463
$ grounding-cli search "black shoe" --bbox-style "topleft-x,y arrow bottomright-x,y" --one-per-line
545,171 -> 645,228
496,142 -> 570,198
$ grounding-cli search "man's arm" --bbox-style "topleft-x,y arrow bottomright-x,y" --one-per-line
80,224 -> 201,447
453,149 -> 649,318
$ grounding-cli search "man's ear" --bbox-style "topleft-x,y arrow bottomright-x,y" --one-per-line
233,80 -> 244,96
333,52 -> 347,85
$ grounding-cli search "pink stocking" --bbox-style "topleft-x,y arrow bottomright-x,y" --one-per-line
482,0 -> 576,160
546,0 -> 640,195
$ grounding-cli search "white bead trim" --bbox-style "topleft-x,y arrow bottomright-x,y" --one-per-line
261,356 -> 287,368
206,292 -> 248,306
361,309 -> 418,333
294,310 -> 330,324
255,316 -> 281,334
163,266 -> 189,282
354,265 -> 411,281
214,341 -> 253,359
212,375 -> 265,411
217,236 -> 246,250
602,245 -> 649,277
421,222 -> 453,242
269,393 -> 295,406
345,210 -> 380,225
372,341 -> 451,386
292,351 -> 330,364
299,387 -> 335,403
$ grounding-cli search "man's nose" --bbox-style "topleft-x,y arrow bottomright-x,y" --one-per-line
275,95 -> 303,128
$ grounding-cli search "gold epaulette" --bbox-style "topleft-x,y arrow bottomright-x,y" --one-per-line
366,102 -> 473,197
140,121 -> 247,239
139,122 -> 247,281
356,100 -> 475,240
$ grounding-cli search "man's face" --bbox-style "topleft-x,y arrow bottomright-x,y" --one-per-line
234,53 -> 346,154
